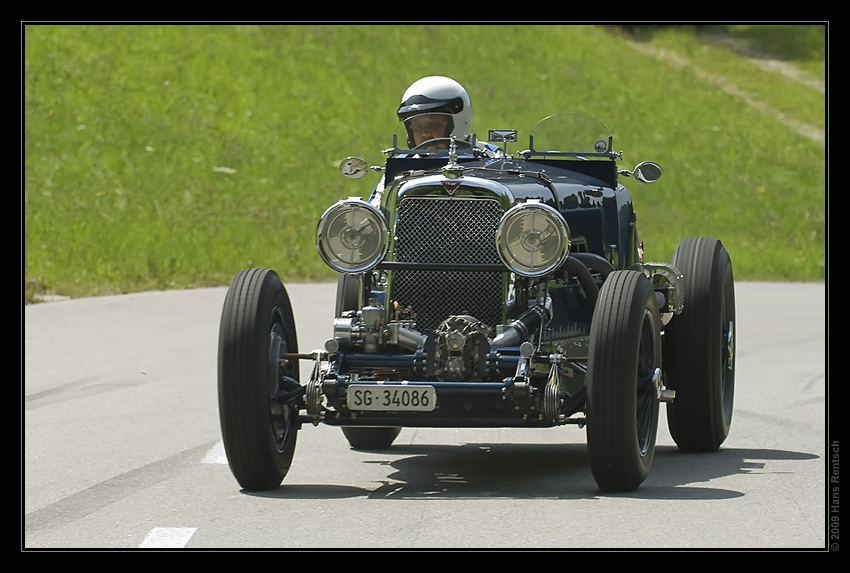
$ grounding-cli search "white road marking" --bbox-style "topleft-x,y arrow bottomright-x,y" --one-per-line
135,443 -> 225,549
139,527 -> 197,548
202,441 -> 228,464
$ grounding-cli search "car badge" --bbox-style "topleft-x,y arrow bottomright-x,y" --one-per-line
441,180 -> 462,195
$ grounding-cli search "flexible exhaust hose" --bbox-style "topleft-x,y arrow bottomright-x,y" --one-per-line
490,305 -> 551,348
562,256 -> 599,305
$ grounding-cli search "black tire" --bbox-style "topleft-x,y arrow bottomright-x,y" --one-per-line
335,275 -> 402,449
335,273 -> 360,317
218,268 -> 300,491
587,270 -> 662,492
664,237 -> 736,451
341,426 -> 402,450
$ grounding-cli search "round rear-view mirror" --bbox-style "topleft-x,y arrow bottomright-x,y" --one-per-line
633,161 -> 662,184
339,157 -> 369,179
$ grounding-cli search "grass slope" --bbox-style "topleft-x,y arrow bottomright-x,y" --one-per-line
23,23 -> 827,301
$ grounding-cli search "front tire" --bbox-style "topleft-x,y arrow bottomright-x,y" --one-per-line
664,238 -> 736,451
587,271 -> 662,492
218,268 -> 300,491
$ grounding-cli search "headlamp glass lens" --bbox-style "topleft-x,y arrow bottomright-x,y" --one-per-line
497,203 -> 570,277
317,200 -> 388,273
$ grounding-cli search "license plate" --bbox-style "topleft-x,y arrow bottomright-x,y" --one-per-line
347,384 -> 436,412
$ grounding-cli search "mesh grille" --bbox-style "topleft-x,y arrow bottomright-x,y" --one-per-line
392,197 -> 503,332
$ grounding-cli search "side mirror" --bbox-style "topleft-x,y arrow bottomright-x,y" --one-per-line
339,157 -> 369,179
633,161 -> 662,184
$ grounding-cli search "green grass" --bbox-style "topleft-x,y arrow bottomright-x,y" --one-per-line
23,23 -> 827,302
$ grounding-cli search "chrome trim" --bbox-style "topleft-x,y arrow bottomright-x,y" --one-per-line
495,201 -> 571,278
316,198 -> 389,273
644,262 -> 684,315
385,174 -> 516,214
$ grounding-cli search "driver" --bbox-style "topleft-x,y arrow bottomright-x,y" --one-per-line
397,76 -> 475,149
369,76 -> 502,205
406,114 -> 452,149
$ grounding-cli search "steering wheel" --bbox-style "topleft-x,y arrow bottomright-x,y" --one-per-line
411,138 -> 473,152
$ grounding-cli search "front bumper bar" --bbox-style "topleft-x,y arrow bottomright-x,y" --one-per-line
307,377 -> 588,429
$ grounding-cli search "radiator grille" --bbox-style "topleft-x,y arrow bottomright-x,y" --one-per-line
392,197 -> 504,332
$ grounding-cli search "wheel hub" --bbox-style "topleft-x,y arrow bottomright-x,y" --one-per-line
653,368 -> 676,402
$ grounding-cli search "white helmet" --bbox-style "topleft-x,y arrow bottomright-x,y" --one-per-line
397,76 -> 473,144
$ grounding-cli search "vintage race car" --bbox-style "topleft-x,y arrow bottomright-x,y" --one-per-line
217,112 -> 736,493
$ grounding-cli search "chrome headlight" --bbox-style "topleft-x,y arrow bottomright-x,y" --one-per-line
496,201 -> 571,277
317,199 -> 389,273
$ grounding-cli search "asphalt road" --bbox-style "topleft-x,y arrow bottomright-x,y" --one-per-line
23,281 -> 829,550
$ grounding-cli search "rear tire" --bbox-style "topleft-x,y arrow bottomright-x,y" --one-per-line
341,426 -> 402,450
664,237 -> 736,451
587,270 -> 662,492
218,268 -> 300,491
335,273 -> 360,317
335,274 -> 402,450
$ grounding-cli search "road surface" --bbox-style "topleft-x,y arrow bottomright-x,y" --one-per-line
23,281 -> 829,549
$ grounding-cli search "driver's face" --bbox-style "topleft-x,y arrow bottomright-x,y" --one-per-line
409,114 -> 449,147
